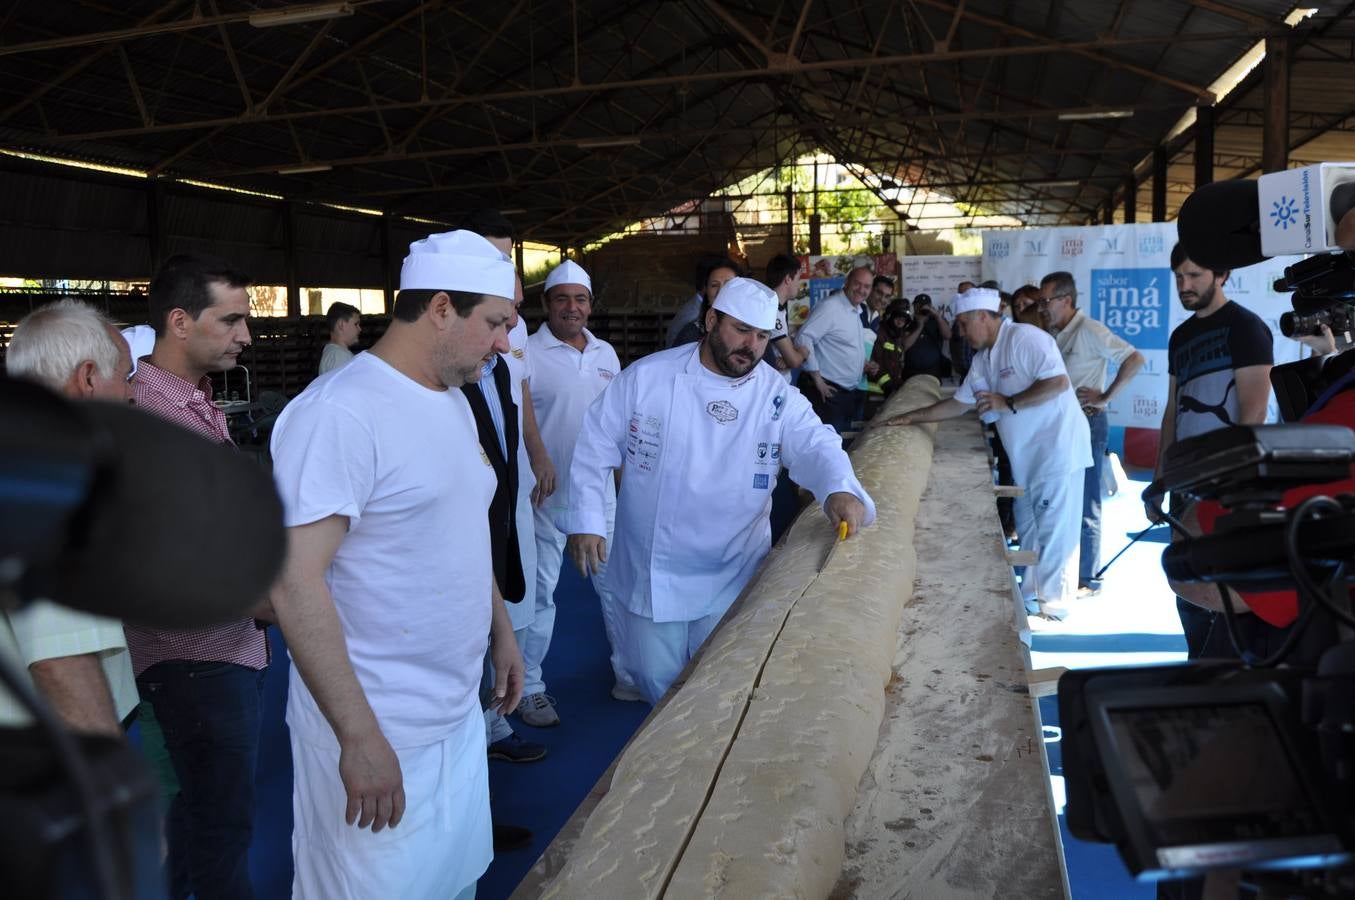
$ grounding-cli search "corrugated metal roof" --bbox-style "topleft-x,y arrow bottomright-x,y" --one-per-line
0,0 -> 1349,250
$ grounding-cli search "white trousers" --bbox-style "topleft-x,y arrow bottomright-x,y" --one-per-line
290,711 -> 491,900
1014,468 -> 1085,610
615,606 -> 725,705
529,505 -> 629,694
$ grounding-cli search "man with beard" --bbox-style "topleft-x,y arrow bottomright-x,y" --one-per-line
270,230 -> 524,899
564,277 -> 875,703
1152,243 -> 1272,658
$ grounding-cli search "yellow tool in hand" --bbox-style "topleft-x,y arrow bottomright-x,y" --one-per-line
818,520 -> 850,573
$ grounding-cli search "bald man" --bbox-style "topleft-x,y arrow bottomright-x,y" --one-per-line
794,265 -> 878,432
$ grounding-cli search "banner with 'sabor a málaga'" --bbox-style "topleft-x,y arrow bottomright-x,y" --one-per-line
981,223 -> 1302,429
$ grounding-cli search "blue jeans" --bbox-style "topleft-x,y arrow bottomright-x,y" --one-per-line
137,660 -> 266,900
1079,410 -> 1109,586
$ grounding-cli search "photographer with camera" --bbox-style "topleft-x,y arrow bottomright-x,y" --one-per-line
1152,244 -> 1274,659
1,300 -> 139,738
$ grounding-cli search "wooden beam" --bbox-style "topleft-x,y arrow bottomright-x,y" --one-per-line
1123,175 -> 1136,224
1262,34 -> 1290,173
283,202 -> 300,319
1195,104 -> 1215,186
1152,145 -> 1168,221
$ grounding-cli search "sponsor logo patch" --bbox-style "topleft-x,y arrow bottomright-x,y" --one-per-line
707,400 -> 738,423
753,473 -> 770,489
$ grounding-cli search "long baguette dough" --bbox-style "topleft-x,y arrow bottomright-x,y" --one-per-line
541,376 -> 941,899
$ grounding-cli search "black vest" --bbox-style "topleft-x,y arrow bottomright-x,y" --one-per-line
460,359 -> 526,603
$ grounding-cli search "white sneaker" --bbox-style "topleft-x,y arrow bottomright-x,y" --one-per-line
610,683 -> 643,702
516,692 -> 559,727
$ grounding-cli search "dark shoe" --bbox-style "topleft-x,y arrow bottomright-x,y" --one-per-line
487,734 -> 547,763
493,822 -> 533,852
1077,581 -> 1102,597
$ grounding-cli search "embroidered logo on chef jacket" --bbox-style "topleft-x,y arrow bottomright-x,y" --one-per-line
755,442 -> 777,467
998,366 -> 1016,380
770,443 -> 781,461
706,400 -> 738,423
511,348 -> 525,359
753,473 -> 770,489
770,393 -> 785,420
598,368 -> 614,381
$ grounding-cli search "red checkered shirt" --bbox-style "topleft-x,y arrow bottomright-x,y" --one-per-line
125,359 -> 269,676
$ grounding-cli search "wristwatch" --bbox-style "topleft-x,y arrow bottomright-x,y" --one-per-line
1007,395 -> 1017,414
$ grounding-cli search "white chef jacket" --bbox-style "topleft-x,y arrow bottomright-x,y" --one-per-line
566,344 -> 877,624
955,319 -> 1091,486
527,323 -> 621,514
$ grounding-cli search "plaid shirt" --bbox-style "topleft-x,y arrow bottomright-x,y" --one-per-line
125,359 -> 269,676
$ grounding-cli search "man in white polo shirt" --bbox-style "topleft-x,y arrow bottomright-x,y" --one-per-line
524,260 -> 636,710
270,230 -> 525,900
882,287 -> 1091,620
566,277 -> 876,703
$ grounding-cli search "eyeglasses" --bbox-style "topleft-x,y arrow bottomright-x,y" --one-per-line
1037,293 -> 1072,307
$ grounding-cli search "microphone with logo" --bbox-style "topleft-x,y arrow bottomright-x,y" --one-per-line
0,376 -> 287,899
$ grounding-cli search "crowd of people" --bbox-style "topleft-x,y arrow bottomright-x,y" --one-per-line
0,214 -> 1337,899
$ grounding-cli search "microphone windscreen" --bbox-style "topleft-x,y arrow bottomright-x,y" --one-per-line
1178,179 -> 1266,271
2,380 -> 286,627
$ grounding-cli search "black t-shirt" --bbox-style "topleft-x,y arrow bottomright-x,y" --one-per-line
903,317 -> 944,377
1168,300 -> 1273,441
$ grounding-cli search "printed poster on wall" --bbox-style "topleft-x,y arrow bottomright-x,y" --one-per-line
981,223 -> 1301,429
787,253 -> 900,330
898,255 -> 983,308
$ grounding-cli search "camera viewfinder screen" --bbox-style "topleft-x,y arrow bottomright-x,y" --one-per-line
1108,703 -> 1322,846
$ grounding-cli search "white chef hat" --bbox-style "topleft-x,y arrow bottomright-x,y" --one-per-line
544,259 -> 592,296
952,287 -> 1001,316
710,276 -> 778,330
399,230 -> 516,298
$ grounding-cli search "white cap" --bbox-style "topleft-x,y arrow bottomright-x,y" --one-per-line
953,287 -> 1001,316
711,276 -> 778,330
399,230 -> 516,298
544,259 -> 592,296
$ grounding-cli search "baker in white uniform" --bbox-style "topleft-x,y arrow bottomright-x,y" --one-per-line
565,277 -> 877,704
881,287 -> 1091,620
270,229 -> 525,900
524,260 -> 636,708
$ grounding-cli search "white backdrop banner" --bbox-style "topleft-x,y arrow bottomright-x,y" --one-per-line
898,254 -> 982,302
981,224 -> 1302,428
